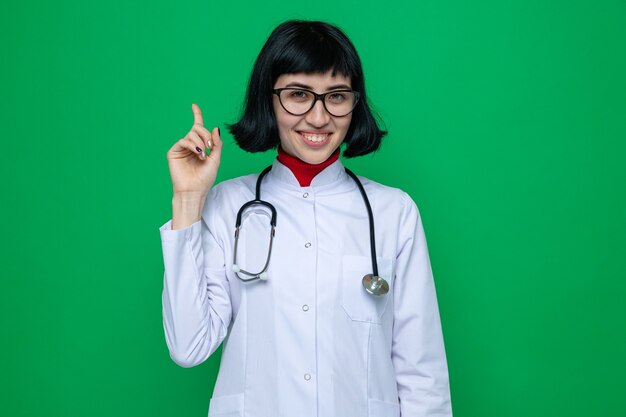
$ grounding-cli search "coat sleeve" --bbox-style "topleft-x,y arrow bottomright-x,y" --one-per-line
159,187 -> 232,368
392,192 -> 453,416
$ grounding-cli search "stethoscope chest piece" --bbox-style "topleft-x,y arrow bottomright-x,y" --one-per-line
362,274 -> 389,296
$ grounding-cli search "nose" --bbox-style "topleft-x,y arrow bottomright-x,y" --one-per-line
305,98 -> 331,127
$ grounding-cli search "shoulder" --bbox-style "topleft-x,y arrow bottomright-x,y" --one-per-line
201,173 -> 260,225
356,174 -> 418,217
211,173 -> 259,198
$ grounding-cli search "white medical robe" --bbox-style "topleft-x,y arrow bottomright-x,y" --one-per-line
160,158 -> 452,417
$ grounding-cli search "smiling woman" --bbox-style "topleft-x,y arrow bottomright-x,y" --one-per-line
159,19 -> 453,417
271,71 -> 353,164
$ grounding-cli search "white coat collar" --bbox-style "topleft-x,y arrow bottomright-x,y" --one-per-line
265,157 -> 355,194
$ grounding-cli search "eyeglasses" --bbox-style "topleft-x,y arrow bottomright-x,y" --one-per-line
272,88 -> 360,117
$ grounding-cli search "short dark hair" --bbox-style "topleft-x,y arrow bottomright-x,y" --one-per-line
227,20 -> 387,158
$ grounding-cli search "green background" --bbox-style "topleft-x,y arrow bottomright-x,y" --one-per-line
1,0 -> 625,415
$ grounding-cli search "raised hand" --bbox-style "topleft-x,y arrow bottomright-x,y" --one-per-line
166,104 -> 224,229
167,103 -> 223,199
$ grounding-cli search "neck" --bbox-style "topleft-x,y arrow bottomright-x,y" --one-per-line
277,147 -> 340,187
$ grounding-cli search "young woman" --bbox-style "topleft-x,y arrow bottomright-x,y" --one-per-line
160,20 -> 452,417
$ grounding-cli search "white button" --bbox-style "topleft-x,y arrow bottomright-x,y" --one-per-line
304,373 -> 311,381
303,192 -> 309,198
304,242 -> 311,248
302,304 -> 309,311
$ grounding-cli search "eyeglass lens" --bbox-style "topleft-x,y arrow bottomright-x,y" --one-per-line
278,89 -> 357,117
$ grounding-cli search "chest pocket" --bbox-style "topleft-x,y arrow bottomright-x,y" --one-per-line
340,255 -> 393,324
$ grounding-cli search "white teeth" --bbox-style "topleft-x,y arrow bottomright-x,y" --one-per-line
301,133 -> 328,142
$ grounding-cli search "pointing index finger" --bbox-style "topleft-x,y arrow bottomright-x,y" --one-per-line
191,103 -> 204,127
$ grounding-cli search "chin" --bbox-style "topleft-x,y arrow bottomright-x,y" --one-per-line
297,149 -> 334,165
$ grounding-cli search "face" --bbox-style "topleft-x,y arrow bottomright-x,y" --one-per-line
272,70 -> 353,164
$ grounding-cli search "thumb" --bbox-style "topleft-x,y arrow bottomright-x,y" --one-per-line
208,126 -> 223,162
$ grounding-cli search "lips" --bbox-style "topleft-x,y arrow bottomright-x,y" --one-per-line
298,131 -> 332,147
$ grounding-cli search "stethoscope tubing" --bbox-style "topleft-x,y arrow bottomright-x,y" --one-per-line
232,166 -> 276,281
232,164 -> 385,294
344,168 -> 379,278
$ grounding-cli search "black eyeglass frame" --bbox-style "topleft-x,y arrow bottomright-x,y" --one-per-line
272,88 -> 361,117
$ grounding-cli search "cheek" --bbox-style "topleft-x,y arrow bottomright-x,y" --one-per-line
275,114 -> 293,134
339,116 -> 353,133
276,111 -> 301,132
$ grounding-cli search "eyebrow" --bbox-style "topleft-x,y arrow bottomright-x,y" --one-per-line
284,82 -> 352,91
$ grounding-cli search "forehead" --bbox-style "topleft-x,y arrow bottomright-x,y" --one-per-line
274,70 -> 351,88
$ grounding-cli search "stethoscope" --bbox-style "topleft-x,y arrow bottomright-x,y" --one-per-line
231,165 -> 389,296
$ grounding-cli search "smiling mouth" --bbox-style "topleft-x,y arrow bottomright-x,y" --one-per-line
298,132 -> 331,144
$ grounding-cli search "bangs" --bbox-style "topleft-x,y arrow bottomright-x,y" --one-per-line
270,25 -> 361,82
